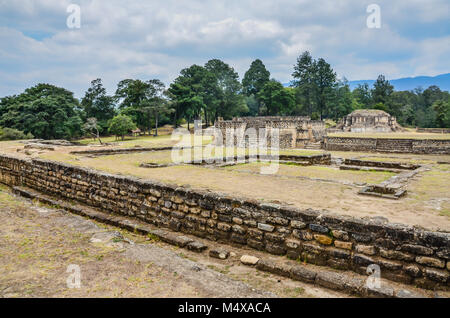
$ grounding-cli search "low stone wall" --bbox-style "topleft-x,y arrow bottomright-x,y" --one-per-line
323,137 -> 450,154
0,154 -> 448,289
416,128 -> 450,134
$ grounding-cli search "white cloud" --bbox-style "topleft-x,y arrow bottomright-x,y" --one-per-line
0,0 -> 448,97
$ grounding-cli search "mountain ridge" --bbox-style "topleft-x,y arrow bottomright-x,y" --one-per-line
283,73 -> 450,91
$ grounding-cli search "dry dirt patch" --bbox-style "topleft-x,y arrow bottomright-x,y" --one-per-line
0,185 -> 344,298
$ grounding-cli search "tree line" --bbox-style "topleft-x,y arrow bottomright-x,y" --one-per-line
0,52 -> 449,140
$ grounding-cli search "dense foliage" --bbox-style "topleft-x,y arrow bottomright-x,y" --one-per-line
0,127 -> 33,141
0,54 -> 449,140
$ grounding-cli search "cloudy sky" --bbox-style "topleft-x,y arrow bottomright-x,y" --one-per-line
1,0 -> 449,98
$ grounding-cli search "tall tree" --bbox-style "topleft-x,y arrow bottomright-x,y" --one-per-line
257,80 -> 295,116
313,58 -> 337,119
81,78 -> 116,134
114,79 -> 168,133
372,75 -> 394,105
0,83 -> 83,139
352,83 -> 372,109
205,59 -> 246,123
242,59 -> 270,115
292,51 -> 315,116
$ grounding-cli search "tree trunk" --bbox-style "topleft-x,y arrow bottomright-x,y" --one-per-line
154,112 -> 159,136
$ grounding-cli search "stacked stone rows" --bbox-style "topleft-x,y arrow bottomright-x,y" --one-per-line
0,154 -> 448,290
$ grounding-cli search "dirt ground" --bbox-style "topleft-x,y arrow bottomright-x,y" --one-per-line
1,137 -> 449,231
0,185 -> 346,298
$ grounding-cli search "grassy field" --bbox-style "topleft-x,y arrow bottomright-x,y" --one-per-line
1,135 -> 450,231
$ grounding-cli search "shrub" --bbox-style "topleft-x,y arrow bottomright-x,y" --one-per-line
108,115 -> 136,140
0,127 -> 34,141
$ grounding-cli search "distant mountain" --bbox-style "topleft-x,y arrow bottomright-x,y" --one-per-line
283,73 -> 450,91
348,73 -> 450,92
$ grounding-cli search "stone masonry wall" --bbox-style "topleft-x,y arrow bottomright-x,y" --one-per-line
0,154 -> 448,289
323,137 -> 450,154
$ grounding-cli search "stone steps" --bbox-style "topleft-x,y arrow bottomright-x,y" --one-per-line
11,185 -> 438,298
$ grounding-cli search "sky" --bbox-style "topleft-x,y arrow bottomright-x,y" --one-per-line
0,0 -> 449,98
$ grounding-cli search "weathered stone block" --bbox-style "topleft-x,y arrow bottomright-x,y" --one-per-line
240,255 -> 259,265
217,222 -> 231,232
379,249 -> 414,261
248,228 -> 263,240
257,223 -> 274,232
423,268 -> 449,283
314,234 -> 333,245
265,242 -> 286,255
326,247 -> 351,260
186,241 -> 207,252
209,248 -> 229,260
247,239 -> 265,250
285,239 -> 301,249
415,256 -> 445,269
334,240 -> 353,250
290,265 -> 317,283
290,220 -> 306,229
265,232 -> 285,243
292,229 -> 313,240
404,265 -> 422,278
352,254 -> 375,267
401,244 -> 434,256
309,224 -> 329,234
331,230 -> 349,241
355,244 -> 377,256
232,217 -> 243,225
267,216 -> 289,226
256,259 -> 290,277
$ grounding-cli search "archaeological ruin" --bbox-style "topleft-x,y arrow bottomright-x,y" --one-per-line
214,116 -> 325,148
336,109 -> 403,133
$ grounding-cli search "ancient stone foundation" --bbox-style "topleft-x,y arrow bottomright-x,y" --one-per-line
323,137 -> 450,154
215,116 -> 326,148
337,110 -> 403,133
0,154 -> 448,290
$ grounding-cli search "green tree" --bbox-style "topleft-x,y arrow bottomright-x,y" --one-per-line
0,83 -> 83,139
205,59 -> 246,123
292,51 -> 315,116
313,58 -> 337,119
372,75 -> 394,106
433,100 -> 450,128
292,52 -> 337,119
81,78 -> 116,134
168,64 -> 214,127
108,115 -> 136,140
257,80 -> 295,115
242,59 -> 270,115
352,83 -> 372,109
115,79 -> 167,133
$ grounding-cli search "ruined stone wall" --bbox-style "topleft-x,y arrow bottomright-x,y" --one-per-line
416,128 -> 450,134
215,117 -> 326,148
323,137 -> 450,154
0,154 -> 448,289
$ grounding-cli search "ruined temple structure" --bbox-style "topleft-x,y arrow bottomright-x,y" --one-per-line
337,109 -> 403,133
214,116 -> 325,148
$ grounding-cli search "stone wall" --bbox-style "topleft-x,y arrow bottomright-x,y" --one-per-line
0,154 -> 448,289
323,137 -> 450,154
215,116 -> 326,148
416,128 -> 450,134
338,110 -> 403,133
